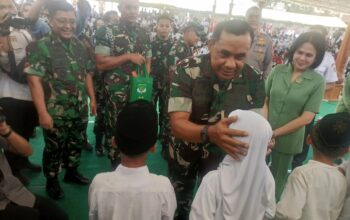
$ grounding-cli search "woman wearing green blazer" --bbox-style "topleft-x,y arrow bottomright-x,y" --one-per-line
262,32 -> 326,200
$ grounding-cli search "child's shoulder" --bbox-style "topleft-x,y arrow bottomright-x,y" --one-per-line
91,171 -> 114,184
291,161 -> 344,180
148,173 -> 174,189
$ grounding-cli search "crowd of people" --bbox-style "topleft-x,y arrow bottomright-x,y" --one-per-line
0,0 -> 350,219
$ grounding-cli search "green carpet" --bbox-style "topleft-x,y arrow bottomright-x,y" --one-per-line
25,101 -> 338,220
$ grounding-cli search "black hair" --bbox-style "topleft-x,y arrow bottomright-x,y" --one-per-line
311,125 -> 345,159
157,13 -> 172,23
102,10 -> 118,24
46,0 -> 75,18
114,100 -> 158,157
288,31 -> 326,69
211,20 -> 255,45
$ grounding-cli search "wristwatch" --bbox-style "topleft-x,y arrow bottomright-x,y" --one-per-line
200,125 -> 210,143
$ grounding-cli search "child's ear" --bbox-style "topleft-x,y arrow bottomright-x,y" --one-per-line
149,144 -> 156,153
306,135 -> 313,145
112,136 -> 117,148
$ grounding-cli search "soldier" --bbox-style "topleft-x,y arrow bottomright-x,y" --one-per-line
168,22 -> 206,73
94,0 -> 151,168
150,14 -> 174,159
26,1 -> 96,200
245,6 -> 273,78
167,20 -> 266,219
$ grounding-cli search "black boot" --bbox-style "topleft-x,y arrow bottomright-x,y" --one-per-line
64,168 -> 90,185
46,177 -> 64,200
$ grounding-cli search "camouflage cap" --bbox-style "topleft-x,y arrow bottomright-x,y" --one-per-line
315,112 -> 350,148
183,21 -> 207,41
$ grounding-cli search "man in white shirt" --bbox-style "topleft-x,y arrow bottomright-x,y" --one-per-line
89,100 -> 176,220
276,113 -> 350,220
0,0 -> 41,186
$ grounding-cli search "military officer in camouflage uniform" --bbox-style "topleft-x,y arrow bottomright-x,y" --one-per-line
150,14 -> 174,159
95,0 -> 151,168
168,22 -> 206,74
156,22 -> 205,161
26,1 -> 96,200
168,20 -> 265,219
245,6 -> 273,78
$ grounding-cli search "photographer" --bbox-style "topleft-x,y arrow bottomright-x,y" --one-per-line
0,109 -> 68,220
0,0 -> 41,186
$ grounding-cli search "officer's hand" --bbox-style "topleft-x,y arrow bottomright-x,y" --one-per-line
39,112 -> 53,130
208,116 -> 249,160
128,53 -> 146,66
90,99 -> 97,116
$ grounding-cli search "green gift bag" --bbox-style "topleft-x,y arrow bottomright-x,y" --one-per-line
129,64 -> 153,102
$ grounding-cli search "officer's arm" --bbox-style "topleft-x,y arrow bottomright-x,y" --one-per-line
170,112 -> 204,143
0,122 -> 33,157
95,53 -> 146,71
27,76 -> 49,119
86,74 -> 96,115
170,112 -> 248,160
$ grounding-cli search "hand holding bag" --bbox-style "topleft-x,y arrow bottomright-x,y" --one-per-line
129,64 -> 153,102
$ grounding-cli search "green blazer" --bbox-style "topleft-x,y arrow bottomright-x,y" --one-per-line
266,64 -> 325,154
336,75 -> 350,113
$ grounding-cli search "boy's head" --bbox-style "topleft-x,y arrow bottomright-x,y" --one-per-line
156,14 -> 172,40
113,100 -> 158,157
310,112 -> 350,159
183,22 -> 206,46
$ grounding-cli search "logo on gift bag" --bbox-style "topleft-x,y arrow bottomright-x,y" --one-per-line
137,84 -> 147,94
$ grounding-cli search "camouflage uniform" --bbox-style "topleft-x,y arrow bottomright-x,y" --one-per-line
94,20 -> 152,163
168,38 -> 193,73
78,34 -> 107,151
150,36 -> 174,158
25,33 -> 93,178
168,54 -> 265,219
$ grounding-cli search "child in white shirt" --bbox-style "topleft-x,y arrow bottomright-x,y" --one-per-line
276,112 -> 350,220
190,110 -> 276,220
88,100 -> 177,220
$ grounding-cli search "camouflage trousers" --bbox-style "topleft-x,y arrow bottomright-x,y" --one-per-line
104,99 -> 123,165
42,118 -> 86,178
152,85 -> 171,160
93,89 -> 107,149
168,141 -> 225,220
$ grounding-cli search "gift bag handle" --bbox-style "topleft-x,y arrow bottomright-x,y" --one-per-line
136,63 -> 148,77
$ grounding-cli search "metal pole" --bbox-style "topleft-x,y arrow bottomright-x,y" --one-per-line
228,0 -> 234,19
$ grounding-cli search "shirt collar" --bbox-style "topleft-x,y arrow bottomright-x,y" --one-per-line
283,63 -> 315,80
308,160 -> 335,168
115,164 -> 149,176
